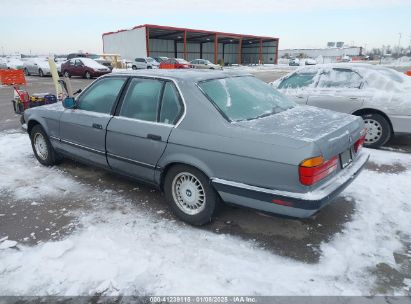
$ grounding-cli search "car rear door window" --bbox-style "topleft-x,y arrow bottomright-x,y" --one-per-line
159,82 -> 183,124
318,68 -> 362,89
120,78 -> 163,122
77,77 -> 127,114
278,72 -> 317,89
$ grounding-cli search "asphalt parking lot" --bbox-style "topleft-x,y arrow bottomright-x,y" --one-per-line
0,72 -> 410,294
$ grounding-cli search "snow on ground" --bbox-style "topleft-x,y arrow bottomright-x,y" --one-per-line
0,131 -> 410,296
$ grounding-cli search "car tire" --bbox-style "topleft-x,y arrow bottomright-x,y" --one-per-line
147,66 -> 152,69
63,71 -> 71,78
30,125 -> 63,166
85,71 -> 91,79
164,165 -> 219,226
132,65 -> 137,70
24,68 -> 30,76
361,113 -> 391,148
38,69 -> 44,77
20,115 -> 25,125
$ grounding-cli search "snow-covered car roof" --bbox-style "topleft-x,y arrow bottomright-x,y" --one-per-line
72,57 -> 108,69
291,63 -> 411,92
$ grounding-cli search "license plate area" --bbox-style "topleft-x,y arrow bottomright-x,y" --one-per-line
340,148 -> 353,169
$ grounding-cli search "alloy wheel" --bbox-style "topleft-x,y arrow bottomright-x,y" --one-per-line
172,172 -> 206,215
364,118 -> 383,144
33,133 -> 48,160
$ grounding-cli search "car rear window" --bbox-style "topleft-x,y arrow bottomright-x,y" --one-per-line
198,76 -> 295,122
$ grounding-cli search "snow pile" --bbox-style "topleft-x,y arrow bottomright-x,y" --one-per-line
0,131 -> 83,200
0,132 -> 410,296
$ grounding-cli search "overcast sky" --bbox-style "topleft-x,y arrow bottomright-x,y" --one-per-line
1,0 -> 411,55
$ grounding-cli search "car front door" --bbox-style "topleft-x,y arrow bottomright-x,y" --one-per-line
58,76 -> 128,167
306,68 -> 365,113
106,78 -> 183,182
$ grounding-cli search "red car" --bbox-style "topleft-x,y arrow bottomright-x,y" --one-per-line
406,70 -> 411,77
61,58 -> 111,79
159,58 -> 192,69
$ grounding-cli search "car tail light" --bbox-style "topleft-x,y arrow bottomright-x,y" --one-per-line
354,129 -> 367,154
299,156 -> 338,186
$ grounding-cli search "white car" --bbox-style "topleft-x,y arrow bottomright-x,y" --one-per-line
190,59 -> 222,70
305,58 -> 317,65
131,57 -> 160,70
273,64 -> 411,148
24,58 -> 51,77
6,58 -> 24,70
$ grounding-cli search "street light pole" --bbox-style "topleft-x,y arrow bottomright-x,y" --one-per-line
398,32 -> 402,56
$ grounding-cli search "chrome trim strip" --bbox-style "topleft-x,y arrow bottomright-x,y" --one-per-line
212,152 -> 369,201
60,138 -> 106,156
106,152 -> 158,169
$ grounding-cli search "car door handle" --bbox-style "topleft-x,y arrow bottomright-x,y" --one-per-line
92,123 -> 102,129
147,134 -> 162,141
349,97 -> 359,100
296,95 -> 305,99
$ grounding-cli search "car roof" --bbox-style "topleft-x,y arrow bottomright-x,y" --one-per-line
297,63 -> 391,71
110,69 -> 251,82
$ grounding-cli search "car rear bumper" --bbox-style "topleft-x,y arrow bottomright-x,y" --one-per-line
211,151 -> 369,218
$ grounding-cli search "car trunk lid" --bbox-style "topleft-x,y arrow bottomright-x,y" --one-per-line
234,105 -> 364,160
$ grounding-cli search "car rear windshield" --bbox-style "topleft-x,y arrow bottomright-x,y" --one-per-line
198,76 -> 295,122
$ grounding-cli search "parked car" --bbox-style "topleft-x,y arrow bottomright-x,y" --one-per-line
272,64 -> 411,148
160,58 -> 191,69
67,53 -> 113,70
341,55 -> 351,62
406,70 -> 411,77
305,58 -> 317,65
289,58 -> 300,66
24,70 -> 368,225
6,58 -> 24,70
131,57 -> 160,70
190,59 -> 222,70
154,56 -> 168,63
61,58 -> 111,79
23,58 -> 51,77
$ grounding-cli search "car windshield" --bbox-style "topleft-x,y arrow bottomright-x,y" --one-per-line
198,76 -> 295,122
176,58 -> 189,64
88,54 -> 99,59
147,57 -> 155,62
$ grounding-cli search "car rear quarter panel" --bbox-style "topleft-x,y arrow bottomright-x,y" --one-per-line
159,128 -> 318,193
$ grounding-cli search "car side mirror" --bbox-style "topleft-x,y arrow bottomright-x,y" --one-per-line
63,97 -> 76,109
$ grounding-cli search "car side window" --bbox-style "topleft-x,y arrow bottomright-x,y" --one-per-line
160,82 -> 183,124
278,72 -> 317,89
69,59 -> 75,66
75,59 -> 82,66
77,77 -> 127,114
318,69 -> 362,89
120,78 -> 163,122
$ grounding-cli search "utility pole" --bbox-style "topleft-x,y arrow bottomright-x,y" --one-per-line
408,35 -> 411,55
398,32 -> 402,56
